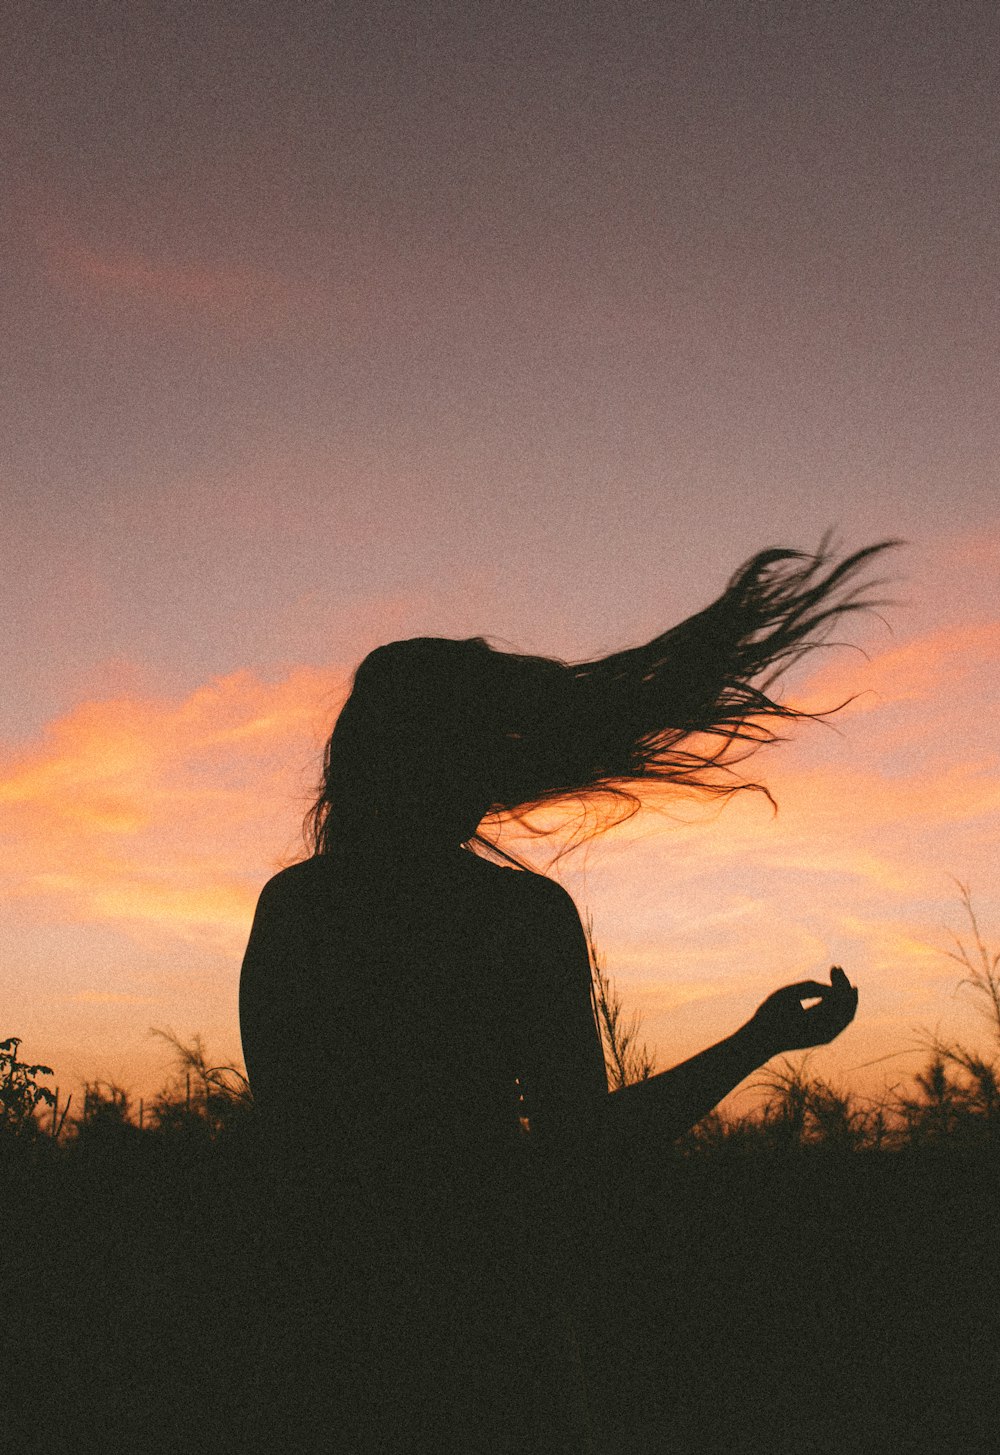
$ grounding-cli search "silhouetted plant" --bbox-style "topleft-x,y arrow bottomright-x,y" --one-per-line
893,884 -> 1000,1149
937,1042 -> 1000,1138
147,1027 -> 254,1140
893,1054 -> 967,1147
0,1036 -> 56,1139
675,1107 -> 768,1157
895,1039 -> 999,1150
943,879 -> 1000,1047
583,912 -> 656,1091
748,1057 -> 886,1152
752,1058 -> 812,1148
854,1095 -> 894,1152
71,1080 -> 141,1148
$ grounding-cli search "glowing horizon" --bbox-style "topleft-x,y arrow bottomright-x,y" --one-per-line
3,538 -> 998,1116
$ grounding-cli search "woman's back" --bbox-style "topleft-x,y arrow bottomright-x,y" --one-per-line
240,849 -> 538,1173
239,848 -> 596,1453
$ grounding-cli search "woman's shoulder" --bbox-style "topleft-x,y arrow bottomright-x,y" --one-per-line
249,857 -> 344,929
467,856 -> 581,931
483,856 -> 575,902
256,856 -> 325,900
253,851 -> 578,919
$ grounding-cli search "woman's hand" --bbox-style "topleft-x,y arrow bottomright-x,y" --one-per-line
747,966 -> 858,1058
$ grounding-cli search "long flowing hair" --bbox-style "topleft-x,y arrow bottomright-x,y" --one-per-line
304,537 -> 899,867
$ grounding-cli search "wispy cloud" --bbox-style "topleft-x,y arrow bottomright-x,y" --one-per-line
790,619 -> 1000,721
39,230 -> 330,328
0,665 -> 346,945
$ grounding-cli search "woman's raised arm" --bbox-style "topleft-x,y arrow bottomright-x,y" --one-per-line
607,966 -> 858,1148
525,877 -> 858,1152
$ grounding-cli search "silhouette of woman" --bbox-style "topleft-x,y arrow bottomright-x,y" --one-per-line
239,540 -> 893,1453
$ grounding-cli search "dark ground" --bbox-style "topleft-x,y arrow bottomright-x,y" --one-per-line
5,1135 -> 999,1454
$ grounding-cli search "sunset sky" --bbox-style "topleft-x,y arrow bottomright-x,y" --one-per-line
4,2 -> 999,1118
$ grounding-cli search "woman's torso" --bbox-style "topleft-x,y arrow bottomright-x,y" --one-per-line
240,848 -> 547,1194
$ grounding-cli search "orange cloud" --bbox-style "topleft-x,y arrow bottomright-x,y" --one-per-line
0,665 -> 347,945
789,619 -> 1000,721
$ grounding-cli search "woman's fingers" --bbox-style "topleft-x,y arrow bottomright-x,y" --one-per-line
831,966 -> 859,1000
783,980 -> 835,1001
791,970 -> 856,1004
753,967 -> 858,1051
809,980 -> 858,1040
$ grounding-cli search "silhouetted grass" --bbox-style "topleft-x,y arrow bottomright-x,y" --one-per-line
7,1097 -> 997,1453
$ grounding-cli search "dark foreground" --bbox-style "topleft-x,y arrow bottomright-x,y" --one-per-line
5,1134 -> 999,1454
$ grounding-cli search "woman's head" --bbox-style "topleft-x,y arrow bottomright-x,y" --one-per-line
305,537 -> 899,861
305,636 -> 562,854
